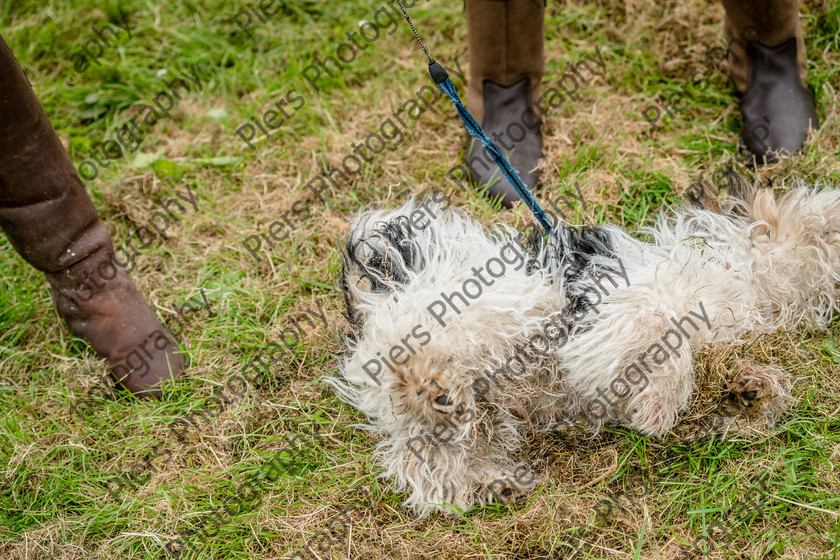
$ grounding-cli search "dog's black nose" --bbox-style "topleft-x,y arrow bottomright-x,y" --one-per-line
742,390 -> 757,401
435,395 -> 453,406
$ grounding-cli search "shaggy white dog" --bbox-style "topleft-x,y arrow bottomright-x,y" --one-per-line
328,182 -> 840,517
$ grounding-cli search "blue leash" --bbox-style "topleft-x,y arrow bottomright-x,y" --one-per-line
392,0 -> 554,235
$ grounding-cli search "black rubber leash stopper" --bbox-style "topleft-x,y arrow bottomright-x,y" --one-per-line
428,61 -> 449,84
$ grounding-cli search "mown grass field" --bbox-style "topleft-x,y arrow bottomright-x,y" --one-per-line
1,0 -> 840,558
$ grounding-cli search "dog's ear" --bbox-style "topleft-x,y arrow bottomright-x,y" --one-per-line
343,216 -> 427,293
341,209 -> 432,329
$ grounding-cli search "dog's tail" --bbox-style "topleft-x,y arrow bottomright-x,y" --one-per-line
678,180 -> 840,326
742,184 -> 840,326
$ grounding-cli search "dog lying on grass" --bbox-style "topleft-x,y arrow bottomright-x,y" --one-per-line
329,182 -> 840,517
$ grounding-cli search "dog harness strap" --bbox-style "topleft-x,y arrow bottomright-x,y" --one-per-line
393,0 -> 554,235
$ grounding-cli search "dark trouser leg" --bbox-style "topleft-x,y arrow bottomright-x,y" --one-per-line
0,34 -> 185,397
721,0 -> 818,163
464,0 -> 545,207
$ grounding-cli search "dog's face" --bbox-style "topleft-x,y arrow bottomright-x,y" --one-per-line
347,269 -> 557,429
385,352 -> 475,426
341,279 -> 490,431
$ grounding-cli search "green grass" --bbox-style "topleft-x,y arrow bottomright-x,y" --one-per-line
1,0 -> 840,558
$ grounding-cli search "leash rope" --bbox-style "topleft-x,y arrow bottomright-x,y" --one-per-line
392,0 -> 434,64
393,0 -> 554,234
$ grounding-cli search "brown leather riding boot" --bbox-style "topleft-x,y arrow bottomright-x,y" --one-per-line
465,0 -> 545,207
721,0 -> 818,163
0,35 -> 186,398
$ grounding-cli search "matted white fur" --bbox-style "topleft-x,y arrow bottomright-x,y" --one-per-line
330,185 -> 840,517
